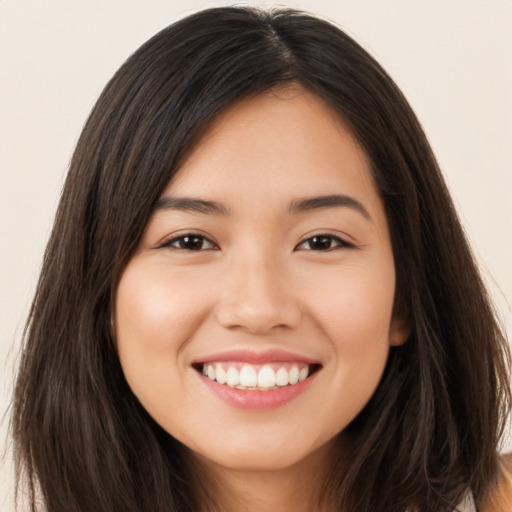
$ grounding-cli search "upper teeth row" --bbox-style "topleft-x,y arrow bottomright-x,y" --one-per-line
202,363 -> 309,389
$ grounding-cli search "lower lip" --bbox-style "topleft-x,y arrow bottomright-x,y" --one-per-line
197,372 -> 317,410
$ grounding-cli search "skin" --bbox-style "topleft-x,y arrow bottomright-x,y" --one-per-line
115,87 -> 409,512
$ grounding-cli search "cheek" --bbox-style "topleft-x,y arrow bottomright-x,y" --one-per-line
300,260 -> 395,424
116,262 -> 210,352
114,262 -> 214,410
304,261 -> 396,347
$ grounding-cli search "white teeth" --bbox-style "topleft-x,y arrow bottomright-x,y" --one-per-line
257,365 -> 276,388
215,363 -> 227,385
226,367 -> 239,387
288,366 -> 299,385
275,367 -> 289,386
239,365 -> 257,387
202,363 -> 312,390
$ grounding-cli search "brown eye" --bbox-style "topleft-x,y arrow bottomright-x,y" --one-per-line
296,235 -> 352,251
162,234 -> 217,251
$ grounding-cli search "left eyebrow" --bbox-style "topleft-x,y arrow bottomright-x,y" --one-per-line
153,196 -> 231,216
288,194 -> 371,220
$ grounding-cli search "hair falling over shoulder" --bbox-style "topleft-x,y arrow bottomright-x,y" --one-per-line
10,6 -> 511,512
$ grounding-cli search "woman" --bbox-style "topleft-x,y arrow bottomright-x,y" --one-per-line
11,7 -> 511,512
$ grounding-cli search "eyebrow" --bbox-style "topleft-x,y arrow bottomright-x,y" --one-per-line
153,193 -> 370,220
153,196 -> 230,216
288,194 -> 371,220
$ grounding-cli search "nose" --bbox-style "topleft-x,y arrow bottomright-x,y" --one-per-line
214,255 -> 303,335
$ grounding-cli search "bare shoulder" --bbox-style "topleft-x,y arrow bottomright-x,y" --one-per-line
481,453 -> 512,512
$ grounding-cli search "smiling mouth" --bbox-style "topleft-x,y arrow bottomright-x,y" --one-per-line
194,362 -> 321,391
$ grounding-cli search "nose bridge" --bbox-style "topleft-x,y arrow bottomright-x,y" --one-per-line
215,245 -> 301,333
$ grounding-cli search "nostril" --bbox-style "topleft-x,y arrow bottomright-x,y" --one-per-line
215,302 -> 302,334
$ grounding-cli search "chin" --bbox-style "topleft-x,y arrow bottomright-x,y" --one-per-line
187,433 -> 333,475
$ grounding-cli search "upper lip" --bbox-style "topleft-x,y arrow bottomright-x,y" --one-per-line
194,348 -> 320,365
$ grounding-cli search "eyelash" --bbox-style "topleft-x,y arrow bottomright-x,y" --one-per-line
157,233 -> 354,252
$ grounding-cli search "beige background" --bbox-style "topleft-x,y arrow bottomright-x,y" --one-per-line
1,0 -> 511,508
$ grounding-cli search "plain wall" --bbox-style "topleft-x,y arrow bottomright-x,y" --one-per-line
1,0 -> 511,508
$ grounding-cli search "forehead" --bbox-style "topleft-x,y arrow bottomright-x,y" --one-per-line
165,87 -> 382,220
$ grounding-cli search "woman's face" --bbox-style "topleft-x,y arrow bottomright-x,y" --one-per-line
115,87 -> 408,474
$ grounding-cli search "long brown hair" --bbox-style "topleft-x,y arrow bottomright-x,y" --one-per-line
11,7 -> 511,511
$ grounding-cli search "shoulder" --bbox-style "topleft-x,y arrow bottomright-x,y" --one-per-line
480,453 -> 512,512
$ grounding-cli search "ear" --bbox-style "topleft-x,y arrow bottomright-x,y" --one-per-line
109,316 -> 117,340
389,315 -> 411,346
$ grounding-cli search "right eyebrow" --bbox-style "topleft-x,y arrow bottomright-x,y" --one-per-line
153,196 -> 231,216
288,194 -> 371,220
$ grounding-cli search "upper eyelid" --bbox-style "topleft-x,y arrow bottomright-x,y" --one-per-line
297,230 -> 355,244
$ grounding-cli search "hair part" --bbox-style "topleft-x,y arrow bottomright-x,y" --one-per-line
11,7 -> 511,512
